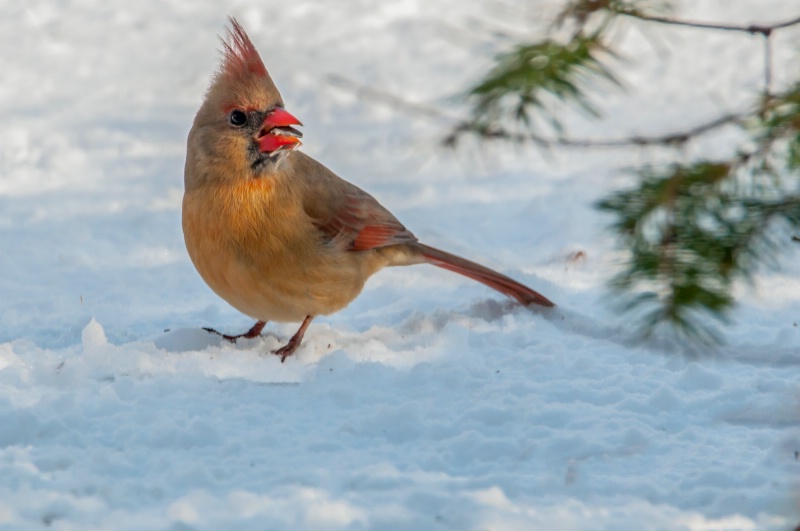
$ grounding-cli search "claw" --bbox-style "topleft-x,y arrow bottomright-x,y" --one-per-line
272,315 -> 313,362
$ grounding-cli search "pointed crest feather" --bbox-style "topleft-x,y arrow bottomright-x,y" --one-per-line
205,17 -> 283,110
221,17 -> 268,80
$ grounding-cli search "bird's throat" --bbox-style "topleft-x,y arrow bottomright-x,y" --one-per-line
250,146 -> 292,174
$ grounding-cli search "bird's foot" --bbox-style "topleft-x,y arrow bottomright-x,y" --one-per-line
204,320 -> 266,343
273,337 -> 302,363
271,315 -> 314,363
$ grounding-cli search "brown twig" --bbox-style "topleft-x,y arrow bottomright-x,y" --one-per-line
617,11 -> 800,96
328,75 -> 746,150
617,12 -> 800,36
617,11 -> 800,97
446,112 -> 745,149
763,34 -> 773,95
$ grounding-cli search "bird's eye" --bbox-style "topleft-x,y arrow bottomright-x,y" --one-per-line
229,110 -> 248,127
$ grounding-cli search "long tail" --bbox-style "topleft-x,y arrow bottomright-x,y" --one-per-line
418,244 -> 555,308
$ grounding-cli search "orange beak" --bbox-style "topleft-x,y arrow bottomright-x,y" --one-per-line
257,107 -> 303,153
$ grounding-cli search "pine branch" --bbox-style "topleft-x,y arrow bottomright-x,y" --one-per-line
446,0 -> 800,344
596,159 -> 800,341
331,71 -> 746,151
463,34 -> 622,135
596,83 -> 800,341
329,73 -> 745,150
451,4 -> 800,148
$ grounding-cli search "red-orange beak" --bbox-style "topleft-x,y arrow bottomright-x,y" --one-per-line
256,107 -> 303,153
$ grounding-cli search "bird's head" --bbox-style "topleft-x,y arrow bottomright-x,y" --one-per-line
186,18 -> 303,186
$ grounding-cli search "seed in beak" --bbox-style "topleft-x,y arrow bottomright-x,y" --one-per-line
257,130 -> 302,153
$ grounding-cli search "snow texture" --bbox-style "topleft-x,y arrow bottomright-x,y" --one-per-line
1,0 -> 799,529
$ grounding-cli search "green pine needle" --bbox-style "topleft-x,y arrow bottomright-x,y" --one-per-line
465,34 -> 621,134
455,0 -> 800,345
598,158 -> 800,342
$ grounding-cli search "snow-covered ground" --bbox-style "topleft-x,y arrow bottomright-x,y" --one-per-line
1,1 -> 799,529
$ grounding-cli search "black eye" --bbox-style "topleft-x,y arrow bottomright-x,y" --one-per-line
229,110 -> 247,127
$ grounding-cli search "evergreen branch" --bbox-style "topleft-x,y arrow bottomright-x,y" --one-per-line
593,83 -> 800,341
554,0 -> 673,32
329,73 -> 745,151
462,34 -> 621,136
446,0 -> 800,345
597,156 -> 800,341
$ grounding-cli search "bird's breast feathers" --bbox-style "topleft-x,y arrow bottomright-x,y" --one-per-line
182,180 -> 370,321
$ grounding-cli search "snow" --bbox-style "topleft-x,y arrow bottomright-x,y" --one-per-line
1,0 -> 799,529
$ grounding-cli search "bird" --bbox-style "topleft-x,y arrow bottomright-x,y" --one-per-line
182,18 -> 554,361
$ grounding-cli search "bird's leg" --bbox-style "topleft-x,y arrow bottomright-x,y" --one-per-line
274,315 -> 314,362
204,320 -> 267,343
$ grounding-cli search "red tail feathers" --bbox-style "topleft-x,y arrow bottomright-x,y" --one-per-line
418,244 -> 554,308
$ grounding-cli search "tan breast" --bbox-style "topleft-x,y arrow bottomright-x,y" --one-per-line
182,179 -> 380,322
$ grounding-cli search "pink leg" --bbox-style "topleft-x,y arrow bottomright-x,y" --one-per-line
274,315 -> 314,362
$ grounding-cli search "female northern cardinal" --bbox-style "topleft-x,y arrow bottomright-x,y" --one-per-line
182,18 -> 554,361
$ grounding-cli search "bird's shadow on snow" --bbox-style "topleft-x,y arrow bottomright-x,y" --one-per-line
149,296 -> 800,368
154,299 -> 625,360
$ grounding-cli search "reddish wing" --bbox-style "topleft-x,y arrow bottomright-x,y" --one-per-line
315,190 -> 417,252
